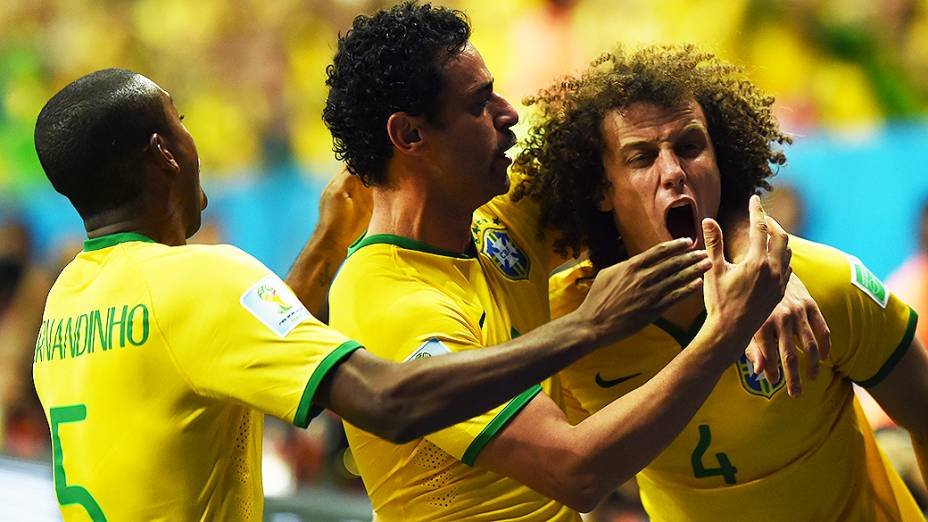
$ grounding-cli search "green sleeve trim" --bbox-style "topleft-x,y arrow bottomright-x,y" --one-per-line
347,233 -> 476,259
461,384 -> 543,466
293,340 -> 364,428
83,232 -> 155,251
856,307 -> 918,388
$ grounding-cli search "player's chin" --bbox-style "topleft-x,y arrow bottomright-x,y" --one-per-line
491,160 -> 511,194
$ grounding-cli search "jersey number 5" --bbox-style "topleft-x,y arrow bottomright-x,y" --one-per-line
690,424 -> 737,484
50,404 -> 107,521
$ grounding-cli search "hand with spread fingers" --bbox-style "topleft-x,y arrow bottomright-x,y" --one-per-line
700,196 -> 793,358
578,237 -> 712,345
745,269 -> 832,397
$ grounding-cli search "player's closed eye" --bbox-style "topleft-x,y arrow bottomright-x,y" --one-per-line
627,152 -> 656,167
676,142 -> 702,158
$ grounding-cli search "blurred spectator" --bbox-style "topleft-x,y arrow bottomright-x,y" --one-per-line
856,199 -> 928,511
3,0 -> 928,195
503,0 -> 585,102
886,200 -> 928,348
764,183 -> 808,236
0,219 -> 51,458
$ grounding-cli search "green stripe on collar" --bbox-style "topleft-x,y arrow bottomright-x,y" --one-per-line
83,232 -> 156,252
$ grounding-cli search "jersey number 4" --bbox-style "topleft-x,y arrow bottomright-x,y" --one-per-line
50,404 -> 107,521
690,424 -> 737,484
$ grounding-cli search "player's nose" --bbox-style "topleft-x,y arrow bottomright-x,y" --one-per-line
658,150 -> 685,191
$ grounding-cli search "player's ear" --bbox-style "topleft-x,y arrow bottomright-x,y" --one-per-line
594,178 -> 615,212
149,133 -> 180,174
386,112 -> 425,156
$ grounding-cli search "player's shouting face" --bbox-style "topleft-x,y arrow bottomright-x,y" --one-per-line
596,99 -> 721,256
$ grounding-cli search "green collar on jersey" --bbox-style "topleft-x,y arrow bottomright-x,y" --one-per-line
83,232 -> 156,252
654,311 -> 707,348
347,233 -> 476,259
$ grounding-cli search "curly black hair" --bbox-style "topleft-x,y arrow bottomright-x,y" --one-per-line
512,44 -> 792,270
323,1 -> 470,186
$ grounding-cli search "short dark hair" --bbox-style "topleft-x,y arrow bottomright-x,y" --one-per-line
514,45 -> 791,270
34,68 -> 171,219
323,1 -> 470,186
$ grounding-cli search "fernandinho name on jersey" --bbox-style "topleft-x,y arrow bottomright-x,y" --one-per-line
34,303 -> 150,363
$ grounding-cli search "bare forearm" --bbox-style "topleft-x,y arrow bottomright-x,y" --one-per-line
563,326 -> 734,499
285,230 -> 347,321
322,311 -> 603,443
391,312 -> 601,437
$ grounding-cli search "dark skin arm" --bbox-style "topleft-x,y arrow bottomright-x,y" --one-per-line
299,202 -> 711,443
314,310 -> 602,444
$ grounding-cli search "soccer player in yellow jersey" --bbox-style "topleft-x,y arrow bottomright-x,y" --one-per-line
31,68 -> 747,521
515,44 -> 928,521
322,4 -> 806,521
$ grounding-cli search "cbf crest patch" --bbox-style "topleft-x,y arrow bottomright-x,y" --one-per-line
481,227 -> 530,280
735,354 -> 785,399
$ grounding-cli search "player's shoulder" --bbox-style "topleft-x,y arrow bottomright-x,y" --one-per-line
789,235 -> 893,311
337,241 -> 457,309
549,260 -> 595,320
134,243 -> 266,274
332,238 -> 474,341
790,235 -> 862,288
336,234 -> 461,289
132,243 -> 275,302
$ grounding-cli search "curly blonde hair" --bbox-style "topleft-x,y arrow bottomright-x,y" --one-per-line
512,44 -> 791,269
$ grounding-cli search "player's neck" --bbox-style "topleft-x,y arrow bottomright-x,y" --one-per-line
660,291 -> 705,333
368,183 -> 476,255
83,202 -> 187,247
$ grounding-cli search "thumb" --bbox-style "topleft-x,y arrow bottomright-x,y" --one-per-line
702,218 -> 724,266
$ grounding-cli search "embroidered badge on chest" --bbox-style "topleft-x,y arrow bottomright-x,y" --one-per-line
480,227 -> 530,280
735,354 -> 785,399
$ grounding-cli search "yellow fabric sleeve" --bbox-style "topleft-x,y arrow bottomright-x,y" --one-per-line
793,241 -> 919,385
142,245 -> 360,426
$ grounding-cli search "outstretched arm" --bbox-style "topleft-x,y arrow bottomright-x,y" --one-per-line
866,338 -> 928,485
476,196 -> 791,512
316,237 -> 711,444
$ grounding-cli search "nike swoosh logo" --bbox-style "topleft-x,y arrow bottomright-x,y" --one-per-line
595,372 -> 642,388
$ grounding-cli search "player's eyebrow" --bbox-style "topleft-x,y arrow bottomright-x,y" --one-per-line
468,79 -> 494,98
619,122 -> 708,153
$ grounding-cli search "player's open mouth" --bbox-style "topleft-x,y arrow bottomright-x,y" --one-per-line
665,201 -> 697,241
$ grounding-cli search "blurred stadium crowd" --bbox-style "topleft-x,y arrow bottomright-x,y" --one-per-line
2,0 -> 928,519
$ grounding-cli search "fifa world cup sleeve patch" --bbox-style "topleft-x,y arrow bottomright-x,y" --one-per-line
403,337 -> 453,362
847,254 -> 889,308
240,274 -> 311,337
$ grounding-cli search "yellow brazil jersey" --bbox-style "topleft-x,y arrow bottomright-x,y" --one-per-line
32,232 -> 362,522
549,236 -> 923,522
329,186 -> 579,522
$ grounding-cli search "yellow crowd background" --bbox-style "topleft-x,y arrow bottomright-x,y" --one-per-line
1,0 -> 927,192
